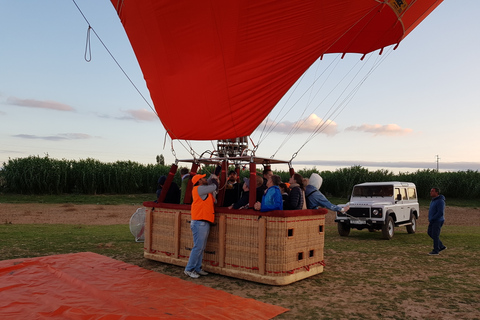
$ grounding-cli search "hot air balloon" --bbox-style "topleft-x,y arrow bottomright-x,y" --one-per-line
112,0 -> 443,285
111,0 -> 441,141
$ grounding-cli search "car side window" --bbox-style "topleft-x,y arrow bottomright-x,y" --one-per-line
395,188 -> 401,200
401,188 -> 408,200
408,187 -> 417,200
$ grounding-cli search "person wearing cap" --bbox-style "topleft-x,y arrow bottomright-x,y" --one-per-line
305,173 -> 349,213
254,174 -> 283,212
184,173 -> 219,279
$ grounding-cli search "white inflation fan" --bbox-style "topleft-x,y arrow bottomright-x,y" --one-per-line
129,208 -> 146,242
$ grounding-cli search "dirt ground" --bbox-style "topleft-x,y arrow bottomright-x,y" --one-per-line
2,203 -> 479,319
0,203 -> 140,225
1,202 -> 478,226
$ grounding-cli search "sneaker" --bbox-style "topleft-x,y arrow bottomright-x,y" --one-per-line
440,246 -> 447,252
197,270 -> 208,276
428,251 -> 439,255
184,270 -> 200,278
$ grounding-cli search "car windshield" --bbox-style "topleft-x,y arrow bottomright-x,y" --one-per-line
352,185 -> 393,197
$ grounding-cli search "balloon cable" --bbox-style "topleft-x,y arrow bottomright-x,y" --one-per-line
72,0 -> 156,118
73,0 -> 201,161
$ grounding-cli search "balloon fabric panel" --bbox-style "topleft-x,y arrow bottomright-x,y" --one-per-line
111,0 -> 443,141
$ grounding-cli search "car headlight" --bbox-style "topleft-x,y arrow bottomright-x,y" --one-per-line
337,210 -> 346,217
372,208 -> 382,218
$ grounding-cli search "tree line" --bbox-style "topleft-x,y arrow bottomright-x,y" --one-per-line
1,155 -> 479,199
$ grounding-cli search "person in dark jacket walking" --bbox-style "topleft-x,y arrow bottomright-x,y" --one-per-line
428,187 -> 447,255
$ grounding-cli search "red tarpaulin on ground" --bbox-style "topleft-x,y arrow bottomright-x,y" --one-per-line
0,252 -> 288,319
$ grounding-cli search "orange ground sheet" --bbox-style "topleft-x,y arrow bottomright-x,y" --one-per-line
0,252 -> 288,319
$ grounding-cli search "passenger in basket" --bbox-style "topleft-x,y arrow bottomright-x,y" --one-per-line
305,173 -> 349,213
156,175 -> 180,204
284,173 -> 306,210
184,173 -> 218,279
261,168 -> 273,190
255,175 -> 266,202
179,167 -> 191,204
279,183 -> 289,202
254,174 -> 283,212
229,177 -> 251,210
223,170 -> 241,207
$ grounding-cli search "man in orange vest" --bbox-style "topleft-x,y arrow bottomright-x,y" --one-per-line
184,173 -> 218,278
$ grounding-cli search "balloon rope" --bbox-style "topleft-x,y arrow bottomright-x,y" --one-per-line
72,0 -> 156,118
259,3 -> 391,157
73,0 -> 202,160
84,26 -> 91,62
291,48 -> 394,158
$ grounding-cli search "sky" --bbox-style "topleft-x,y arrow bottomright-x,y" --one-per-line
1,1 -> 479,173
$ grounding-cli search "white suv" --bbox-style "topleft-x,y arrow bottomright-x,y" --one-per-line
335,182 -> 420,240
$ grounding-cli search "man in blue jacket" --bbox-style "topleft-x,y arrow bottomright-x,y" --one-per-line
428,187 -> 447,255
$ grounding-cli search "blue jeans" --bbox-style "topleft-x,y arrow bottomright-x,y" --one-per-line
427,220 -> 445,253
185,220 -> 210,272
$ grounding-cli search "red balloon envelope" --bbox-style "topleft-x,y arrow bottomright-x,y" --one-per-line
111,0 -> 442,141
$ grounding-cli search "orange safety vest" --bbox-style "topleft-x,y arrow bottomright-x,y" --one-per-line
191,186 -> 215,222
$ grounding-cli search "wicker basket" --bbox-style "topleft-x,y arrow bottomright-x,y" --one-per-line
143,202 -> 328,285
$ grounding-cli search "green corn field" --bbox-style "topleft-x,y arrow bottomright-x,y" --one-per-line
1,156 -> 479,199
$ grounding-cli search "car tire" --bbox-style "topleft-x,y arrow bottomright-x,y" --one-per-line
406,213 -> 417,234
337,222 -> 350,237
382,215 -> 394,240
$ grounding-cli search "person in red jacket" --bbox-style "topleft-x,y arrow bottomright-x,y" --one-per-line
184,173 -> 218,278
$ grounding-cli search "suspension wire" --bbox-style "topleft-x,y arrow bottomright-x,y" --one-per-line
266,2 -> 402,159
73,0 -> 398,162
302,56 -> 371,137
302,58 -> 379,144
312,48 -> 393,139
72,0 -> 204,160
255,71 -> 308,145
72,0 -> 155,115
291,48 -> 394,158
255,2 -> 387,156
255,55 -> 341,149
271,56 -> 358,157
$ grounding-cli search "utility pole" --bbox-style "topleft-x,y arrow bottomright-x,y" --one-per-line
435,155 -> 440,172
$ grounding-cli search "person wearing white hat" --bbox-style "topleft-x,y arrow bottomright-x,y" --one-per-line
305,173 -> 349,213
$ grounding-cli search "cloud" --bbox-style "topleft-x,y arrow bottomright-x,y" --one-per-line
98,109 -> 157,121
6,97 -> 75,111
0,149 -> 23,154
122,108 -> 157,121
262,114 -> 338,136
345,124 -> 413,136
294,159 -> 480,172
12,133 -> 94,141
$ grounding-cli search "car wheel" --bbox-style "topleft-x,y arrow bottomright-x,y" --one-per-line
337,222 -> 350,237
406,213 -> 417,234
382,215 -> 394,240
